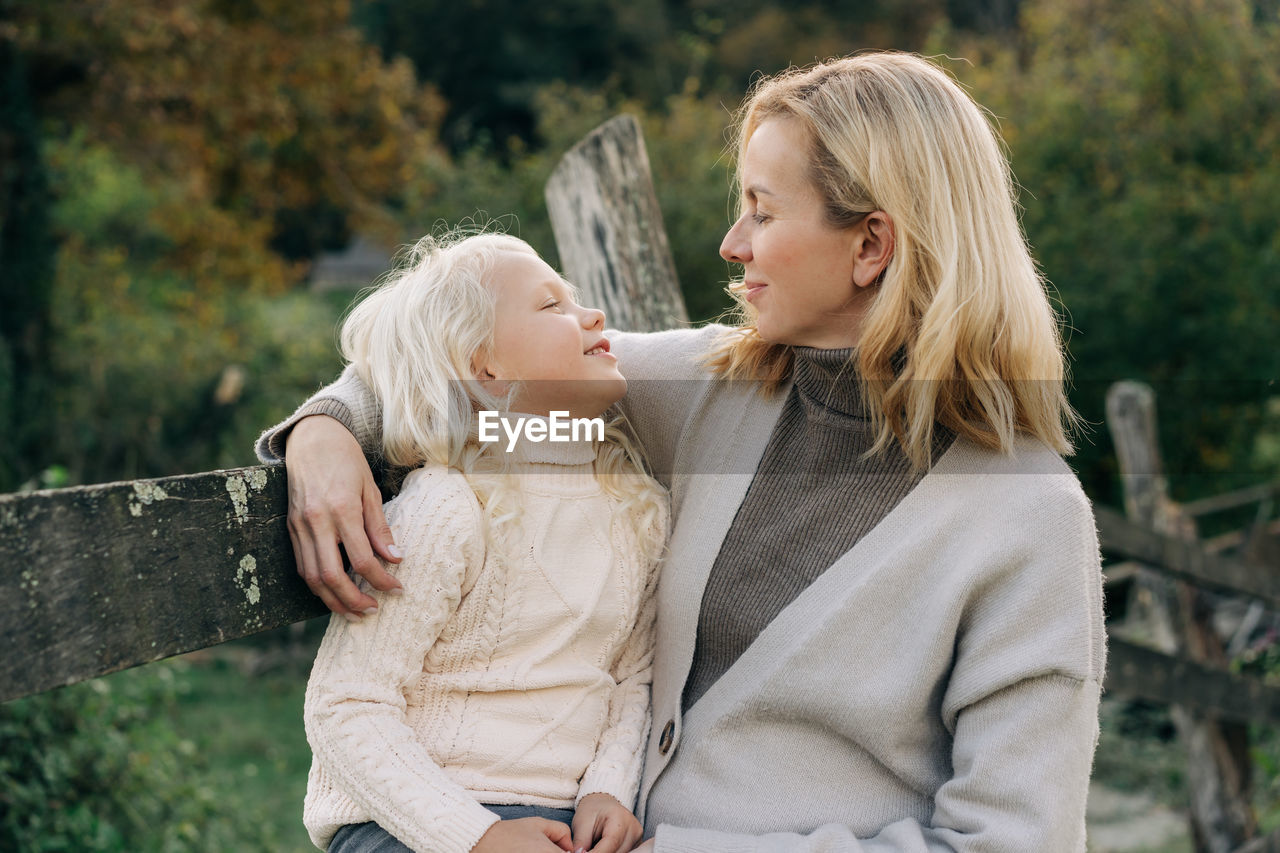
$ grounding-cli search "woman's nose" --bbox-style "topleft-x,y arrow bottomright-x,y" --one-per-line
720,218 -> 751,264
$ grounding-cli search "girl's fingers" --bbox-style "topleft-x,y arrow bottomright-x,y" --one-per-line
541,819 -> 575,852
570,812 -> 599,851
587,817 -> 631,853
363,484 -> 404,569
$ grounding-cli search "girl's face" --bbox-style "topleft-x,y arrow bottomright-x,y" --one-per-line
479,249 -> 626,418
720,118 -> 881,350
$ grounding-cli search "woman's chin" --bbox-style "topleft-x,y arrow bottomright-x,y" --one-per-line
756,318 -> 859,350
753,316 -> 796,346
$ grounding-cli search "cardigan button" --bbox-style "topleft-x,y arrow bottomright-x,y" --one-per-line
658,719 -> 675,755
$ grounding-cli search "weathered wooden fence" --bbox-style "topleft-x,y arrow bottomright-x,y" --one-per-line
1103,381 -> 1280,853
1,115 -> 1278,853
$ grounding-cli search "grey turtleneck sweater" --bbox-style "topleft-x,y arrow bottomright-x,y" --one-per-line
682,346 -> 953,709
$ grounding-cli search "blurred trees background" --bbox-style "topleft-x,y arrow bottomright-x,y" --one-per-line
2,0 -> 1276,500
1,0 -> 1279,846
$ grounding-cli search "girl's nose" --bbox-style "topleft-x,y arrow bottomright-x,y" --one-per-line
720,217 -> 752,264
580,305 -> 606,329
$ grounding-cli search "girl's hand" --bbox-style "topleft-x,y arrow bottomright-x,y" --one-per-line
632,841 -> 655,853
571,793 -> 644,853
472,817 -> 575,852
284,415 -> 403,617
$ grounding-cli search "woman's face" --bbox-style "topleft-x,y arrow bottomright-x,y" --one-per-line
480,249 -> 626,418
720,118 -> 872,350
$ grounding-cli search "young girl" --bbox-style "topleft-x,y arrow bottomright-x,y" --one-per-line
301,231 -> 668,853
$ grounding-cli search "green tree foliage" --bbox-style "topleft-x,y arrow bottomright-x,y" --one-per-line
355,0 -> 677,150
704,0 -> 941,91
353,0 -> 947,151
930,0 -> 1280,501
37,133 -> 353,484
401,80 -> 737,324
11,0 -> 443,273
0,663 -> 288,851
0,36 -> 56,491
0,0 -> 447,488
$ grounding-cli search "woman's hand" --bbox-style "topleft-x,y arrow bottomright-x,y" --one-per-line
571,793 -> 644,853
631,840 -> 654,853
284,415 -> 403,617
472,817 -> 575,852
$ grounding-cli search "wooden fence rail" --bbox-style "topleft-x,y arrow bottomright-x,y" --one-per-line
1096,505 -> 1280,607
0,114 -> 1276,851
0,465 -> 319,701
4,468 -> 1276,719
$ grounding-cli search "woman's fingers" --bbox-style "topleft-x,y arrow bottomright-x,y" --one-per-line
327,463 -> 404,608
284,415 -> 383,615
290,491 -> 371,616
286,519 -> 351,619
355,472 -> 403,590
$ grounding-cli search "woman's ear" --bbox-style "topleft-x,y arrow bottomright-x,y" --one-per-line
851,211 -> 895,288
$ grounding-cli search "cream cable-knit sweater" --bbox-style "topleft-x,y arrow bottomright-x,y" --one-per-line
303,435 -> 665,853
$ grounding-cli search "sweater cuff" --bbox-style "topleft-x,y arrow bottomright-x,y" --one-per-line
255,398 -> 359,463
576,769 -> 639,812
430,800 -> 501,853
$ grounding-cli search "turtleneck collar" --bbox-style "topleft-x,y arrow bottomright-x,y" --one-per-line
486,412 -> 600,495
791,346 -> 868,421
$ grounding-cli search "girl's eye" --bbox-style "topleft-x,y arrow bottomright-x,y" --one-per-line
542,300 -> 563,312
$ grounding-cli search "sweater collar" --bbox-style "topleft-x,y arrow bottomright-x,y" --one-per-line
791,346 -> 868,421
489,412 -> 599,494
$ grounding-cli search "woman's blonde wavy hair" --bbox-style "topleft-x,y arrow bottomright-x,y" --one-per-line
340,229 -> 666,560
706,51 -> 1078,468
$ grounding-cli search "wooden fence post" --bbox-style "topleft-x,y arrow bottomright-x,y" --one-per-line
545,114 -> 688,333
1106,381 -> 1257,853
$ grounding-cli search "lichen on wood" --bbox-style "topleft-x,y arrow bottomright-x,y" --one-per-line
0,465 -> 325,703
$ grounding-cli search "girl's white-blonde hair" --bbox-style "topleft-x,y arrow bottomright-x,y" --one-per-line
341,229 -> 665,558
707,51 -> 1078,468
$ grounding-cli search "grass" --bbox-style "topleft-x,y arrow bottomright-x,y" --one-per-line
157,628 -> 321,852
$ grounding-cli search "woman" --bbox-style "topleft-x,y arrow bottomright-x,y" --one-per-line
260,52 -> 1105,852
